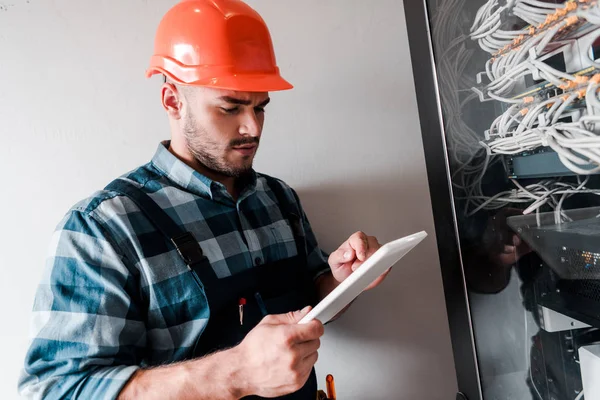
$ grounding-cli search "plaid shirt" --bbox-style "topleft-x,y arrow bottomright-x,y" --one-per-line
19,141 -> 330,400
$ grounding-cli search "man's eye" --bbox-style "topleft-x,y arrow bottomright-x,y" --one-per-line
255,107 -> 266,114
221,107 -> 239,114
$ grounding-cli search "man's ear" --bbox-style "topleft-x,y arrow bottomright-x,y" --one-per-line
161,83 -> 183,120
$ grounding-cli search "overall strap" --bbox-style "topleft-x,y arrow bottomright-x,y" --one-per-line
105,179 -> 206,269
261,174 -> 306,255
262,175 -> 298,218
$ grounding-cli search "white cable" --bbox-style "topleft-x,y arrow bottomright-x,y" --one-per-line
495,29 -> 529,38
517,1 -> 557,13
520,0 -> 562,9
472,0 -> 499,32
555,176 -> 589,223
514,6 -> 548,23
487,91 -> 526,103
545,97 -> 566,125
551,93 -> 579,125
534,23 -> 566,55
531,59 -> 577,83
580,8 -> 600,25
472,7 -> 506,37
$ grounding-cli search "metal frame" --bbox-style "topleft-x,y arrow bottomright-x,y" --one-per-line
402,1 -> 483,399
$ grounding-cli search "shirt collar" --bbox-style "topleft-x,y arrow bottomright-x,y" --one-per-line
150,141 -> 258,202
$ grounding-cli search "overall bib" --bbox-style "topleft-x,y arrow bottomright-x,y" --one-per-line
106,176 -> 319,400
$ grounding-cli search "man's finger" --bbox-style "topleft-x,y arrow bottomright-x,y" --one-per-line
351,236 -> 381,271
329,246 -> 355,267
366,236 -> 380,257
498,253 -> 518,266
286,320 -> 324,343
348,231 -> 369,261
512,235 -> 522,246
294,338 -> 321,356
502,245 -> 516,254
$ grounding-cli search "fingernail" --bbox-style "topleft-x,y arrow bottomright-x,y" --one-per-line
301,306 -> 311,313
343,251 -> 351,260
352,265 -> 358,271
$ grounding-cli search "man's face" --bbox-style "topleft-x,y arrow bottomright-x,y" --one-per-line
181,87 -> 270,178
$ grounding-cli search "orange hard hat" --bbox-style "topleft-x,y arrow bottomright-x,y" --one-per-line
146,0 -> 293,92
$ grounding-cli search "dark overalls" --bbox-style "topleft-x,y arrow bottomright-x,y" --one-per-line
106,176 -> 318,400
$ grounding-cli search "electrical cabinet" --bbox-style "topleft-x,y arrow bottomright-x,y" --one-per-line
404,1 -> 600,399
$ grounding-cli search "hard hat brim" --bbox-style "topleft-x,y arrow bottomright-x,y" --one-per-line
200,73 -> 294,92
147,67 -> 293,93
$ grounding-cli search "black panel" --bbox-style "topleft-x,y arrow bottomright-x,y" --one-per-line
403,1 -> 482,399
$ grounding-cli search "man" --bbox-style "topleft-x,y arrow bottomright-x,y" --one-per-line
19,1 -> 390,399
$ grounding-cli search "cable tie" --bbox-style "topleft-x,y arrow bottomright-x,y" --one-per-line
566,1 -> 579,11
566,15 -> 579,25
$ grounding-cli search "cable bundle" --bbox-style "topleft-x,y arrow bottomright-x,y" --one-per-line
432,0 -> 485,167
472,1 -> 600,98
434,0 -> 600,216
484,75 -> 600,175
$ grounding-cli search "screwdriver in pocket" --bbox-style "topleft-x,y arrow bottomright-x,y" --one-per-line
239,298 -> 246,325
326,375 -> 336,400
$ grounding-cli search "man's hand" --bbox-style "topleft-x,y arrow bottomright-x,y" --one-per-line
234,306 -> 324,398
118,307 -> 322,400
497,234 -> 531,267
480,209 -> 532,267
328,231 -> 389,291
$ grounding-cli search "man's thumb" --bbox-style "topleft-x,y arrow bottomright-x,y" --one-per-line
293,306 -> 312,322
289,306 -> 312,323
259,306 -> 312,325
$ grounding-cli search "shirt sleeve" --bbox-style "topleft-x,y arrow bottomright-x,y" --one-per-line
18,210 -> 145,400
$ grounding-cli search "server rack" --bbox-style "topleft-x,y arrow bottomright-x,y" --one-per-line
404,1 -> 600,399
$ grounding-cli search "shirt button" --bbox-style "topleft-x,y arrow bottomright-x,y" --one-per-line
255,257 -> 263,266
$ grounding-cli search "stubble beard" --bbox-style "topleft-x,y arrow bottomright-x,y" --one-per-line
183,116 -> 256,179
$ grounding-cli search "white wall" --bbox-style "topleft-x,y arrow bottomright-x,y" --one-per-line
0,1 -> 457,399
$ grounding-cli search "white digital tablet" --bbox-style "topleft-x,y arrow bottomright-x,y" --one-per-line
299,231 -> 428,325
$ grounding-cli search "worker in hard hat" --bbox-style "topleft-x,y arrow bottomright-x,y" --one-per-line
18,1 -> 390,399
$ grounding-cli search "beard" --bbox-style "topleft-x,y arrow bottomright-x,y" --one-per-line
183,115 -> 258,179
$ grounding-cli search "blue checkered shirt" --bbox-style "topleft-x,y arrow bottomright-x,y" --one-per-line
19,142 -> 330,399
